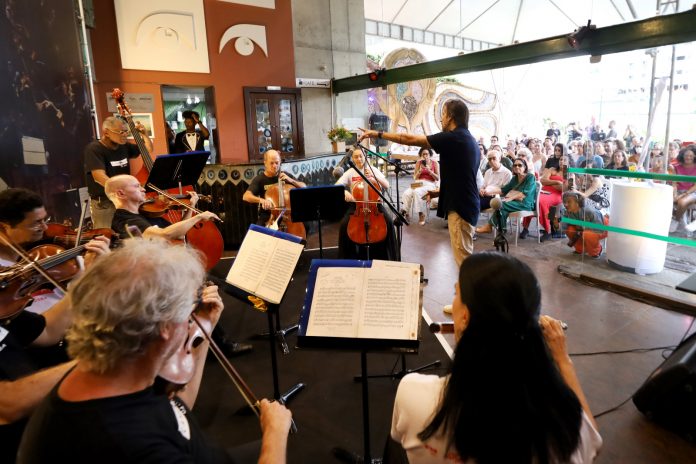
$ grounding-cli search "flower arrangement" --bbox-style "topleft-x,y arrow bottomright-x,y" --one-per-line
327,126 -> 352,142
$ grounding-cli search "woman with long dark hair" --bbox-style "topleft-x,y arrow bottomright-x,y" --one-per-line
391,253 -> 601,463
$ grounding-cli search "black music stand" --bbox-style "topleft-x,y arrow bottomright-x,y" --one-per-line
145,151 -> 210,192
290,185 -> 346,259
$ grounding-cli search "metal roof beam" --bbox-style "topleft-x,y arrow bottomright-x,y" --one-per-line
333,9 -> 696,94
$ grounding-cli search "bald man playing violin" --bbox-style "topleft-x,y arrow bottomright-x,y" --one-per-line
0,188 -> 110,464
105,174 -> 220,240
18,239 -> 292,464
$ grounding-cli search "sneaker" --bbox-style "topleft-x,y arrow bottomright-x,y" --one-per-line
443,304 -> 453,315
518,228 -> 529,239
540,232 -> 551,242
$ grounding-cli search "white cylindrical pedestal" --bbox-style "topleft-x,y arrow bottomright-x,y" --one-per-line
607,180 -> 673,275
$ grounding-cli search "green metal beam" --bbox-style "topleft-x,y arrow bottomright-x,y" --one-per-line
333,9 -> 696,94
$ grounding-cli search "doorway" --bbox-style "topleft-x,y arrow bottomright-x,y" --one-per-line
161,85 -> 219,162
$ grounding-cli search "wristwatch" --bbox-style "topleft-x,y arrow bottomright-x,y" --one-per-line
377,131 -> 383,139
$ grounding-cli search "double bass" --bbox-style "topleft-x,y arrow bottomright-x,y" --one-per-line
264,174 -> 306,239
346,175 -> 387,245
111,89 -> 224,270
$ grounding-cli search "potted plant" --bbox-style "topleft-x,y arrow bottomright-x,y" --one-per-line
327,126 -> 351,153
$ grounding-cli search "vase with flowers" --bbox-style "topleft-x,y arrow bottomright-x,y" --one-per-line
327,126 -> 351,153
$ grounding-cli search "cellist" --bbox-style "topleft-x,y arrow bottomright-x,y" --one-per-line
84,116 -> 153,228
243,150 -> 306,227
335,148 -> 399,261
0,188 -> 110,464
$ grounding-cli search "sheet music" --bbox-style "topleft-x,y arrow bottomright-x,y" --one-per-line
226,228 -> 304,304
306,261 -> 420,340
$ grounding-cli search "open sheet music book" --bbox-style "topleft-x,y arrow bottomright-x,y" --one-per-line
225,224 -> 305,304
298,259 -> 422,349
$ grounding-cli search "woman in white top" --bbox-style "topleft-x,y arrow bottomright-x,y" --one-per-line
401,147 -> 439,225
391,252 -> 602,464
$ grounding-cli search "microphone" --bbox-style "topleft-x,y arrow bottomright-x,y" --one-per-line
429,322 -> 454,334
332,153 -> 350,179
430,320 -> 567,334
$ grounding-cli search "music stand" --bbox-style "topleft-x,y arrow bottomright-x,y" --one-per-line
145,151 -> 210,193
290,185 -> 346,259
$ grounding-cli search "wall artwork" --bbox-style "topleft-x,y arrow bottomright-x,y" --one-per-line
114,0 -> 210,73
115,113 -> 155,139
219,24 -> 268,57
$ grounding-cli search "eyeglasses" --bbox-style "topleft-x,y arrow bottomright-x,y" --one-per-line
107,127 -> 129,136
27,216 -> 51,231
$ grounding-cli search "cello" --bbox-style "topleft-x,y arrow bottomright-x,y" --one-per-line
265,173 -> 306,239
346,174 -> 387,245
111,89 -> 224,270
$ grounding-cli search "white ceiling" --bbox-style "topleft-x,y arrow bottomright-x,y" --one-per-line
364,0 -> 691,45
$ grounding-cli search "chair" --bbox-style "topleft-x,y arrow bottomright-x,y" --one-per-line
507,181 -> 543,246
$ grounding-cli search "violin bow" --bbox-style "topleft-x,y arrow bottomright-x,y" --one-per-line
146,183 -> 224,223
190,311 -> 298,433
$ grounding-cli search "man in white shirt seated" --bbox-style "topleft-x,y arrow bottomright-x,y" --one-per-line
478,149 -> 512,210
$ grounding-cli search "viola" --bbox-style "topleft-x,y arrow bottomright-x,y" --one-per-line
139,193 -> 212,218
111,88 -> 224,270
0,243 -> 83,319
346,176 -> 387,245
265,174 -> 306,239
44,223 -> 115,247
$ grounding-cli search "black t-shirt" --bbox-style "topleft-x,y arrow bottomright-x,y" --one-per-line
83,141 -> 140,198
246,173 -> 299,225
546,128 -> 560,138
111,209 -> 169,238
0,311 -> 46,464
18,385 -> 231,464
426,126 -> 480,226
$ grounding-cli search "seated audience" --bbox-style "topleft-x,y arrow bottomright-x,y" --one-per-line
475,158 -> 536,235
577,141 -> 604,169
391,252 -> 601,463
606,150 -> 629,171
670,145 -> 696,232
478,150 -> 512,210
521,143 -> 565,241
402,148 -> 439,225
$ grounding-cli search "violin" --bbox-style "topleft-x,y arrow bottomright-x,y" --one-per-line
0,237 -> 79,319
264,174 -> 306,239
44,223 -> 115,247
112,88 -> 224,271
347,176 -> 387,245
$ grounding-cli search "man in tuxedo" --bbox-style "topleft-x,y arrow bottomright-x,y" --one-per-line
173,111 -> 209,153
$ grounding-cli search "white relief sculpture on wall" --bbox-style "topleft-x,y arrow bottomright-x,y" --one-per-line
219,24 -> 268,57
217,0 -> 275,9
114,0 -> 210,73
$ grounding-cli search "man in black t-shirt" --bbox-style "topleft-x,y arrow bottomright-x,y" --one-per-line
83,116 -> 153,228
360,100 -> 480,268
18,240 -> 292,464
243,150 -> 306,226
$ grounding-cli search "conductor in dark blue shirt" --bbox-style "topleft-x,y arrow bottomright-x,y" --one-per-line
359,100 -> 480,267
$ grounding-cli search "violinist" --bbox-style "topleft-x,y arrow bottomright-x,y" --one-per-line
106,175 -> 251,357
243,150 -> 306,226
84,116 -> 153,228
0,188 -> 110,464
106,174 -> 220,240
18,239 -> 293,464
335,148 -> 399,261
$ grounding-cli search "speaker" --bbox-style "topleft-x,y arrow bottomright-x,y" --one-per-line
368,113 -> 389,147
633,332 -> 696,442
